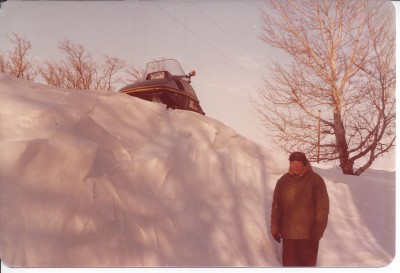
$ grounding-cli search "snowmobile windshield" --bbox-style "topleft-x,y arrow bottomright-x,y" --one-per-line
141,59 -> 186,81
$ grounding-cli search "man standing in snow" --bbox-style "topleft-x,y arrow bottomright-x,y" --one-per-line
270,152 -> 329,266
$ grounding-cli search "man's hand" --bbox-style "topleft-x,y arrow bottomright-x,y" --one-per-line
272,232 -> 281,243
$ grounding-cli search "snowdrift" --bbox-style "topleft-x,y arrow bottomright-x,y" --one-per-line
0,74 -> 395,267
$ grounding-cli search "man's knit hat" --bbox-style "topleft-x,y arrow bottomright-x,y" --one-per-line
289,152 -> 308,165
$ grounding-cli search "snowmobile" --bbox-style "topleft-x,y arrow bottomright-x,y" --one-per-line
119,59 -> 205,115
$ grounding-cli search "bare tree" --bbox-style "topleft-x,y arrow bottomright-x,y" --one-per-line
40,40 -> 97,90
254,0 -> 395,175
40,40 -> 136,91
0,33 -> 37,80
94,56 -> 126,91
123,64 -> 144,85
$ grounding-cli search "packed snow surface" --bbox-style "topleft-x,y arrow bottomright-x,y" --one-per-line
0,74 -> 395,267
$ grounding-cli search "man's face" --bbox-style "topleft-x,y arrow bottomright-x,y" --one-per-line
290,161 -> 305,175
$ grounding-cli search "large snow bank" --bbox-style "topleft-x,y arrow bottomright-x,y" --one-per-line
0,74 -> 395,267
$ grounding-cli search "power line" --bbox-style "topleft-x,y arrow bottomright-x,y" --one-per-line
151,1 -> 254,76
191,2 -> 266,77
191,2 -> 251,56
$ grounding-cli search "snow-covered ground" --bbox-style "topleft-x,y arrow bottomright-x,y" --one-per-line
0,74 -> 396,269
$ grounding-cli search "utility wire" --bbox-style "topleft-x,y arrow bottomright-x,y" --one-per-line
191,2 -> 252,57
191,2 -> 265,76
151,1 -> 254,76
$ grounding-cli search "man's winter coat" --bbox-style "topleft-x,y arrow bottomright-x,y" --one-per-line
271,162 -> 329,240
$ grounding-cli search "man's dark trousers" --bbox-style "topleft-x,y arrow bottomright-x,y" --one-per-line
282,239 -> 319,266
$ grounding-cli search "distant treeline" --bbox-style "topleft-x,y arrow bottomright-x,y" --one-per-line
0,33 -> 143,91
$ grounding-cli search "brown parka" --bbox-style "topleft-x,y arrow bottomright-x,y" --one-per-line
271,162 -> 329,240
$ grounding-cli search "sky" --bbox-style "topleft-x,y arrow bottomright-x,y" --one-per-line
0,0 -> 397,171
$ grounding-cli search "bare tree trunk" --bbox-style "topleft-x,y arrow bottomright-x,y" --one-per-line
333,110 -> 353,175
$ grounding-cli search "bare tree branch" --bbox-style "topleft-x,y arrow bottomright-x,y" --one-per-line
0,33 -> 37,80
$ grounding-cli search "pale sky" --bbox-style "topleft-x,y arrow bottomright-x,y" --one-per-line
0,0 -> 397,171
